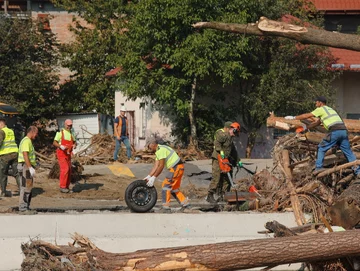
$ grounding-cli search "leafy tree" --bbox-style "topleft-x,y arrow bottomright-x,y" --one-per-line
232,38 -> 338,156
118,0 -> 256,149
52,0 -> 132,114
0,16 -> 60,124
118,0 -> 336,155
53,0 -> 338,157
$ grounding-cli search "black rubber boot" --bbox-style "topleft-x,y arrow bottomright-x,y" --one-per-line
206,192 -> 216,203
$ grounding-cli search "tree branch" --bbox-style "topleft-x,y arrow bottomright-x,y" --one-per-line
193,17 -> 360,52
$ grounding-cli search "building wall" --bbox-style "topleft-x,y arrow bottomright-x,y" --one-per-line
115,91 -> 173,150
333,72 -> 360,119
30,2 -> 90,83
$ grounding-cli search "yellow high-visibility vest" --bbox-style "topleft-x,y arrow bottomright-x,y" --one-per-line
0,127 -> 18,155
319,106 -> 344,130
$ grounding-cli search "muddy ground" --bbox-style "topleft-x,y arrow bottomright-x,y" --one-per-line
0,165 -> 209,213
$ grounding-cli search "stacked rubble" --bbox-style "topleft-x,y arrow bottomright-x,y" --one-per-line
255,116 -> 360,229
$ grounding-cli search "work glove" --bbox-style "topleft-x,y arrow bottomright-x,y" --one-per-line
220,151 -> 225,159
146,176 -> 156,187
285,116 -> 296,120
144,175 -> 151,180
59,145 -> 67,150
238,161 -> 243,168
29,167 -> 36,177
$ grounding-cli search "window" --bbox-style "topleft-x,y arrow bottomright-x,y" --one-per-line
347,114 -> 360,120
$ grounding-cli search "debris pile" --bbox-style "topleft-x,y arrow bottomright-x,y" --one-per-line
72,134 -> 208,165
75,134 -> 119,165
252,116 -> 360,229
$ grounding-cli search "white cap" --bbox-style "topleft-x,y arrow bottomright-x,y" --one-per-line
120,105 -> 127,112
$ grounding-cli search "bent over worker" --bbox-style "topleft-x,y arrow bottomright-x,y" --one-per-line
144,138 -> 189,212
53,119 -> 77,193
18,126 -> 38,215
285,96 -> 360,177
0,118 -> 21,196
206,121 -> 241,203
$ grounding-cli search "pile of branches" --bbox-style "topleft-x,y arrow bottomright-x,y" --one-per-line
253,116 -> 360,229
75,134 -> 119,165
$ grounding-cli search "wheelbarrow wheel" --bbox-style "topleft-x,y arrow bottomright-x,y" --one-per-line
125,179 -> 157,213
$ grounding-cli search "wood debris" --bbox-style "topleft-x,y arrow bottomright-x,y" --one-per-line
21,223 -> 360,271
252,116 -> 360,230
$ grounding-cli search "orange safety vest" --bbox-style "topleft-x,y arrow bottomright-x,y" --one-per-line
115,115 -> 129,137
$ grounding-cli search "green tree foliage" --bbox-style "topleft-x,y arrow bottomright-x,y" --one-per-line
0,16 -> 60,124
119,0 -> 255,148
119,0 -> 337,154
53,0 -> 338,156
52,0 -> 132,114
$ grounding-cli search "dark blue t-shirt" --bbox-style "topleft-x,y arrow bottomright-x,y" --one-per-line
115,116 -> 127,136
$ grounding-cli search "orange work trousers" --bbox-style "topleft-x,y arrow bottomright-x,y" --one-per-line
161,163 -> 187,207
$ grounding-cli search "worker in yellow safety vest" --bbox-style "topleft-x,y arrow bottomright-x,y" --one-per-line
144,138 -> 190,213
285,96 -> 360,177
0,118 -> 21,197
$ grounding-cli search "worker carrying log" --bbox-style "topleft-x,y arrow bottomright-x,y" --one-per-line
284,96 -> 360,178
206,121 -> 242,203
144,138 -> 190,213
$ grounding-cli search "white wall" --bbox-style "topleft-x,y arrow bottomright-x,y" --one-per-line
333,71 -> 360,118
115,92 -> 172,150
57,114 -> 99,151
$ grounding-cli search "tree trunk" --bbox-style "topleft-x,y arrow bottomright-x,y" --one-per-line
281,149 -> 305,226
22,230 -> 360,271
266,116 -> 360,133
193,17 -> 360,52
188,77 -> 198,149
245,131 -> 256,158
328,183 -> 360,230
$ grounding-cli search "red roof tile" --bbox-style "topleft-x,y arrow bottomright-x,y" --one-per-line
330,48 -> 360,70
313,0 -> 360,11
105,67 -> 122,77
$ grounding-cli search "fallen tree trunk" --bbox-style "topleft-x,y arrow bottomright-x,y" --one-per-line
281,149 -> 305,226
266,116 -> 360,133
21,230 -> 360,271
192,17 -> 360,52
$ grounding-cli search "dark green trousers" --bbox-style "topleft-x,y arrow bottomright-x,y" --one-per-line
208,158 -> 231,195
0,152 -> 20,194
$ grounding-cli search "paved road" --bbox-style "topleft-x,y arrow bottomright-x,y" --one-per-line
84,158 -> 274,189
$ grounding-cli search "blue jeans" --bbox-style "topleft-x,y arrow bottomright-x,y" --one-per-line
113,136 -> 132,160
316,129 -> 360,175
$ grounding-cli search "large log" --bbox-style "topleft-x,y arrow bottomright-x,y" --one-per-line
281,149 -> 305,225
328,183 -> 360,229
21,230 -> 360,271
267,116 -> 360,133
193,17 -> 360,52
